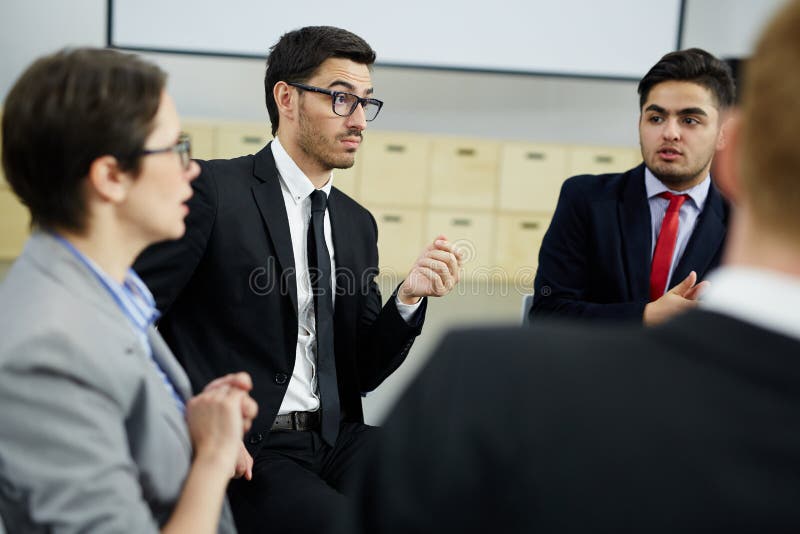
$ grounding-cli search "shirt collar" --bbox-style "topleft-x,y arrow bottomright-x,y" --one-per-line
271,136 -> 334,205
644,167 -> 710,210
53,234 -> 159,333
700,266 -> 800,342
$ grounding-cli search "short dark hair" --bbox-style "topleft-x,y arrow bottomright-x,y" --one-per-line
637,48 -> 735,110
264,26 -> 376,136
2,47 -> 166,233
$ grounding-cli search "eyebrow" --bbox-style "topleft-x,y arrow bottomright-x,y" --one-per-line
644,104 -> 709,117
328,79 -> 374,96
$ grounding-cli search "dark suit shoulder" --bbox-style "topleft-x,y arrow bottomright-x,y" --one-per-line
197,155 -> 256,187
331,186 -> 370,215
330,187 -> 377,229
560,164 -> 643,201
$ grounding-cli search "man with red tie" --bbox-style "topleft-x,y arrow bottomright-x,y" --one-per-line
531,48 -> 733,325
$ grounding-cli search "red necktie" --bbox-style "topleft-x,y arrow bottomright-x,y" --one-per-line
649,192 -> 688,302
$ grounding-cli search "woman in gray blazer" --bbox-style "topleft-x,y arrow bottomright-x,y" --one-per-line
0,48 -> 257,533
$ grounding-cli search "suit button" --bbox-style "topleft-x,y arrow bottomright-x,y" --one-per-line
275,373 -> 288,385
248,433 -> 263,444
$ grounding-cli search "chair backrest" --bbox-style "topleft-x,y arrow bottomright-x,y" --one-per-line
520,293 -> 535,324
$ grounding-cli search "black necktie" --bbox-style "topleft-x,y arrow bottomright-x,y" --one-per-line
308,189 -> 340,446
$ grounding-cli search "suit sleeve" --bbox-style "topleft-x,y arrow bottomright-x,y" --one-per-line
134,160 -> 218,314
0,336 -> 163,533
353,211 -> 427,392
531,178 -> 647,321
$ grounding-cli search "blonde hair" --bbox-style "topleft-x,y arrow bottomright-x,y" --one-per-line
740,0 -> 800,241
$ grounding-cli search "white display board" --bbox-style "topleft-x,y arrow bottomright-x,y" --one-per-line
109,0 -> 684,80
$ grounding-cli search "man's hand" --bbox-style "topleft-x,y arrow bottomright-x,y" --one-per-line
398,235 -> 464,304
643,271 -> 710,326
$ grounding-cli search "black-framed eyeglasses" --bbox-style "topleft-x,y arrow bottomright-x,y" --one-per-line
140,133 -> 192,170
288,82 -> 383,121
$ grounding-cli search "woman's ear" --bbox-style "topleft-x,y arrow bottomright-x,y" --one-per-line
86,155 -> 130,203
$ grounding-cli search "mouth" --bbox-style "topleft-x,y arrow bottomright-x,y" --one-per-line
657,147 -> 683,161
180,193 -> 193,214
340,137 -> 361,149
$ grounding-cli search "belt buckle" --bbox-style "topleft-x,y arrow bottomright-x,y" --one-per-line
291,412 -> 301,430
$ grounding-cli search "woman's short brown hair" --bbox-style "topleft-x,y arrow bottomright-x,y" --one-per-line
2,48 -> 166,233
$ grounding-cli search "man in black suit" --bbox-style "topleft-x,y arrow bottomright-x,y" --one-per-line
348,3 -> 800,530
532,48 -> 733,325
135,26 -> 462,533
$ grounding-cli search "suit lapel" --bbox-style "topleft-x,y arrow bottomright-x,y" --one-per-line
617,165 -> 652,301
251,143 -> 298,315
672,183 -> 727,283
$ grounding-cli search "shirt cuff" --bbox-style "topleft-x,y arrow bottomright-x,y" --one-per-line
394,294 -> 423,324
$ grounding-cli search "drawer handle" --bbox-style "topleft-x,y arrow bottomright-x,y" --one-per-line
382,215 -> 402,223
521,222 -> 540,230
456,148 -> 476,157
452,218 -> 472,227
526,152 -> 545,160
594,155 -> 613,164
386,144 -> 406,153
242,136 -> 263,144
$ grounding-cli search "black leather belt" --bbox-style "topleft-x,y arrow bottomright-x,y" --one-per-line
271,411 -> 321,431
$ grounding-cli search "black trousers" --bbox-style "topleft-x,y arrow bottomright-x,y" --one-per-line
227,421 -> 378,534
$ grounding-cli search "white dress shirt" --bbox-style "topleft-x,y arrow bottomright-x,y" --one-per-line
645,168 -> 711,291
271,137 -> 422,415
700,266 -> 800,342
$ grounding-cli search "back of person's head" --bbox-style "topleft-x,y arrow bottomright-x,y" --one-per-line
638,48 -> 736,110
738,0 -> 800,242
264,26 -> 376,136
1,47 -> 166,233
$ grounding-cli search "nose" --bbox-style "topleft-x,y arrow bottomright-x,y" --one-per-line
662,117 -> 680,141
346,102 -> 368,131
186,160 -> 200,182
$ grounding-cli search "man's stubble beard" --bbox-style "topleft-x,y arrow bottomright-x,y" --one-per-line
298,106 -> 359,171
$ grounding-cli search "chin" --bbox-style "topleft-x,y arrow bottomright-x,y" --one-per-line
163,221 -> 186,241
334,154 -> 357,169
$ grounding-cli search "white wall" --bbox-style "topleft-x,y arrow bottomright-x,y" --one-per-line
2,0 -> 787,148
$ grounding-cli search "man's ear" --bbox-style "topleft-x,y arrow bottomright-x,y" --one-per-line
87,155 -> 129,203
713,111 -> 742,204
274,81 -> 297,122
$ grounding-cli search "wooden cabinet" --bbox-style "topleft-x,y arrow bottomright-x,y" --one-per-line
370,207 -> 425,276
182,120 -> 217,161
358,132 -> 430,207
567,145 -> 641,177
216,122 -> 271,159
494,213 -> 551,283
499,142 -> 568,213
333,162 -> 361,200
0,188 -> 30,259
429,138 -> 499,209
426,210 -> 494,278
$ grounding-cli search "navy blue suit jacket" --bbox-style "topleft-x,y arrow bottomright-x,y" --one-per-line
530,164 -> 729,321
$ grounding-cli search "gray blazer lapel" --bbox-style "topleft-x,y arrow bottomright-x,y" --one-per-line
148,328 -> 193,401
26,233 -> 192,447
